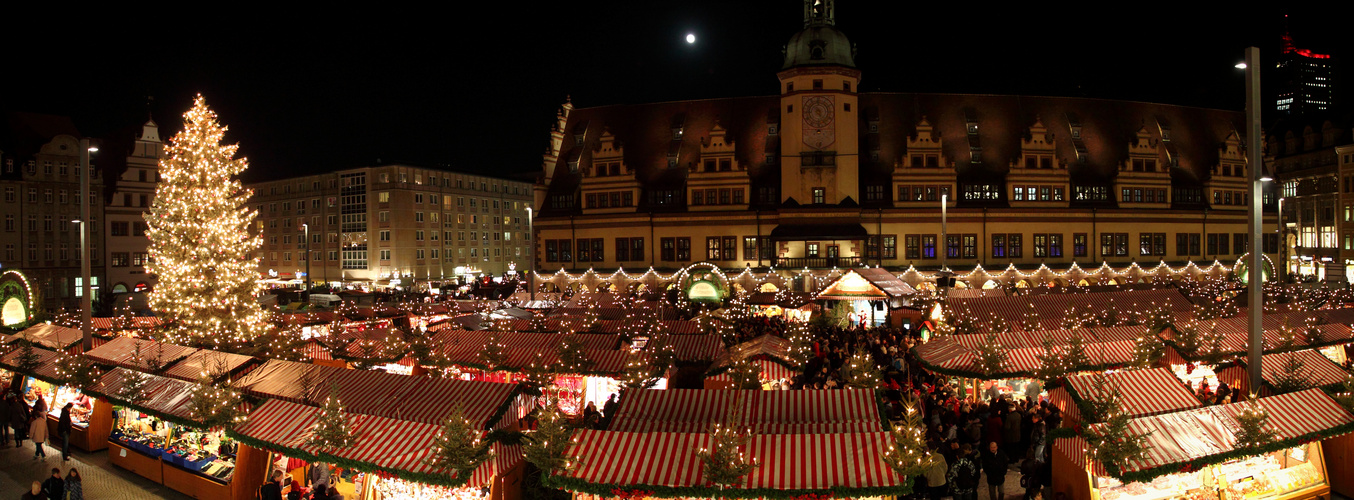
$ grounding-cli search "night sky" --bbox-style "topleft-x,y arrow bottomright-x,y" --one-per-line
3,3 -> 1345,183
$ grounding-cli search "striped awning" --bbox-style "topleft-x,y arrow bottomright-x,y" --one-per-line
1093,389 -> 1354,476
661,334 -> 723,363
0,346 -> 62,380
1054,435 -> 1107,477
706,359 -> 797,386
161,350 -> 256,382
95,367 -> 199,422
609,389 -> 882,434
948,289 -> 1194,334
709,335 -> 795,371
84,336 -> 198,373
231,359 -> 339,404
12,323 -> 83,351
1046,387 -> 1082,426
1258,349 -> 1350,391
1064,368 -> 1200,422
90,316 -> 163,331
556,429 -> 907,492
916,336 -> 1155,378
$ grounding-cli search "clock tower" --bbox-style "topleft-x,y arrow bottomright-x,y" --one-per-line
778,0 -> 860,205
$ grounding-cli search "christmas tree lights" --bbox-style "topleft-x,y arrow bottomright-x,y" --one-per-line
1233,396 -> 1278,449
842,346 -> 882,389
424,404 -> 494,480
523,397 -> 578,474
695,396 -> 759,487
880,401 -> 934,478
975,330 -> 1007,377
146,96 -> 268,349
308,382 -> 358,451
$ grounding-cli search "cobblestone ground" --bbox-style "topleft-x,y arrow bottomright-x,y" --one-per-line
0,438 -> 191,500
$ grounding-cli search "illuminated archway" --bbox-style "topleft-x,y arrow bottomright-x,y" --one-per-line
112,283 -> 129,294
759,283 -> 779,293
1234,253 -> 1275,285
981,279 -> 1002,290
0,269 -> 37,327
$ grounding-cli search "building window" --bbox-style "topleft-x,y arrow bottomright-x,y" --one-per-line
1102,233 -> 1129,257
962,234 -> 978,259
946,235 -> 960,259
992,234 -> 1006,258
1073,233 -> 1087,257
812,188 -> 825,204
111,222 -> 129,236
806,243 -> 820,258
1139,233 -> 1166,256
1007,234 -> 1021,258
921,235 -> 937,259
112,252 -> 129,267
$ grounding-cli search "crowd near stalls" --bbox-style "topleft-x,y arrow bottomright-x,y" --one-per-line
10,265 -> 1354,499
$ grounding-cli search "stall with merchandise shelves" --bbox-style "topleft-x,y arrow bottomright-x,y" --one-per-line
96,367 -> 267,500
1,345 -> 113,451
1053,389 -> 1354,500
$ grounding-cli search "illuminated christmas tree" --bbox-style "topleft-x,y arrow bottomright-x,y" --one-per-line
524,398 -> 578,473
146,96 -> 268,348
53,351 -> 101,392
478,331 -> 509,371
843,346 -> 882,389
696,396 -> 759,487
1270,353 -> 1311,395
187,364 -> 244,429
307,383 -> 358,451
1233,397 -> 1278,449
1128,328 -> 1165,369
975,330 -> 1008,377
724,356 -> 763,390
880,401 -> 935,478
555,332 -> 593,374
424,404 -> 493,480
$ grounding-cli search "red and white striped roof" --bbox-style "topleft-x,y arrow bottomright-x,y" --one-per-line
161,350 -> 256,382
556,429 -> 906,492
0,346 -> 61,380
90,316 -> 164,331
85,336 -> 199,373
1065,368 -> 1200,420
13,323 -> 83,351
948,289 -> 1193,334
610,389 -> 882,434
706,359 -> 797,386
1258,349 -> 1349,391
96,368 -> 199,421
661,334 -> 723,362
917,336 -> 1147,377
1095,389 -> 1354,474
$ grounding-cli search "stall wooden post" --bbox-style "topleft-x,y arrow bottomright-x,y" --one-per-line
1325,433 -> 1354,498
231,443 -> 270,500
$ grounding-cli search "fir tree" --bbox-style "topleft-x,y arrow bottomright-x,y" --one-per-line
521,352 -> 555,391
1128,328 -> 1166,369
880,400 -> 935,478
53,352 -> 101,392
146,96 -> 268,347
1233,398 -> 1278,449
975,330 -> 1008,377
785,323 -> 815,367
1084,397 -> 1152,473
478,331 -> 508,371
307,383 -> 359,451
1020,302 -> 1042,331
118,368 -> 152,408
1270,353 -> 1311,395
186,361 -> 244,428
555,332 -> 593,374
523,398 -> 579,474
1080,373 -> 1125,423
695,396 -> 759,487
1301,315 -> 1328,346
424,404 -> 493,480
53,307 -> 79,329
1096,299 -> 1120,327
724,356 -> 764,390
1034,336 -> 1069,382
1063,333 -> 1092,371
527,312 -> 553,333
14,333 -> 41,375
620,350 -> 667,390
843,346 -> 882,389
1138,304 -> 1173,332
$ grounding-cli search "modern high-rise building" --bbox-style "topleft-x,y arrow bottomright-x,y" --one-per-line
531,0 -> 1281,285
104,119 -> 162,297
247,166 -> 533,289
0,112 -> 106,311
1274,22 -> 1336,116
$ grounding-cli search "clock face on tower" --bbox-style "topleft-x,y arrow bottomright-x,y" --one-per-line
802,95 -> 835,150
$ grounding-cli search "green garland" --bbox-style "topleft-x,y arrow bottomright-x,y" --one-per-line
1053,418 -> 1354,484
544,472 -> 913,499
87,386 -> 212,430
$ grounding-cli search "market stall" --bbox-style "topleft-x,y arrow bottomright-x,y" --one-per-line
914,331 -> 1136,402
1054,388 -> 1354,500
553,428 -> 909,498
609,388 -> 884,434
231,398 -> 527,500
1,346 -> 113,451
815,268 -> 917,327
1212,349 -> 1352,398
1047,367 -> 1202,428
160,350 -> 258,382
11,323 -> 83,353
85,336 -> 199,374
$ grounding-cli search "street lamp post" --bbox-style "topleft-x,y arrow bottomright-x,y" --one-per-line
78,139 -> 97,351
526,207 -> 534,302
302,223 -> 312,303
1243,46 -> 1264,395
1278,197 -> 1285,283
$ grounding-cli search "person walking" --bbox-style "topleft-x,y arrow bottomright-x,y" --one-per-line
41,468 -> 63,499
948,444 -> 980,500
924,443 -> 948,500
0,392 -> 13,448
30,394 -> 49,460
981,441 -> 1010,500
65,468 -> 84,500
58,403 -> 73,461
1019,449 -> 1041,500
21,481 -> 45,500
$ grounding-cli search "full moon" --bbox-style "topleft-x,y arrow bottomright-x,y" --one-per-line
685,33 -> 696,44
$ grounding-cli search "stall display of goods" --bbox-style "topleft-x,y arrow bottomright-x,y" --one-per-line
163,429 -> 238,483
373,476 -> 488,500
46,384 -> 93,427
110,427 -> 169,456
1094,445 -> 1325,500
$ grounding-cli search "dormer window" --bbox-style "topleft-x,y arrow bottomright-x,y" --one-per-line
812,79 -> 823,90
1070,127 -> 1082,139
843,81 -> 851,92
574,134 -> 585,146
672,127 -> 683,139
809,40 -> 826,60
966,122 -> 978,135
786,82 -> 794,92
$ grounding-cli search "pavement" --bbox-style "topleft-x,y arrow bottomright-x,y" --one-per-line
0,437 -> 191,499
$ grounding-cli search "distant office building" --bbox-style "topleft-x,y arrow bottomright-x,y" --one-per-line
1271,117 -> 1354,280
247,166 -> 533,289
1274,25 -> 1336,116
0,112 -> 106,310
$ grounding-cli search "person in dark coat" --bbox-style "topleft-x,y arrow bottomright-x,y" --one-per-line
1020,449 -> 1041,500
0,392 -> 13,447
58,403 -> 73,461
259,469 -> 284,500
9,391 -> 30,447
41,468 -> 63,499
980,441 -> 1010,500
20,481 -> 45,500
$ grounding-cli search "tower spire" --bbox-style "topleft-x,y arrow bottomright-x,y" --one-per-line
803,0 -> 835,28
